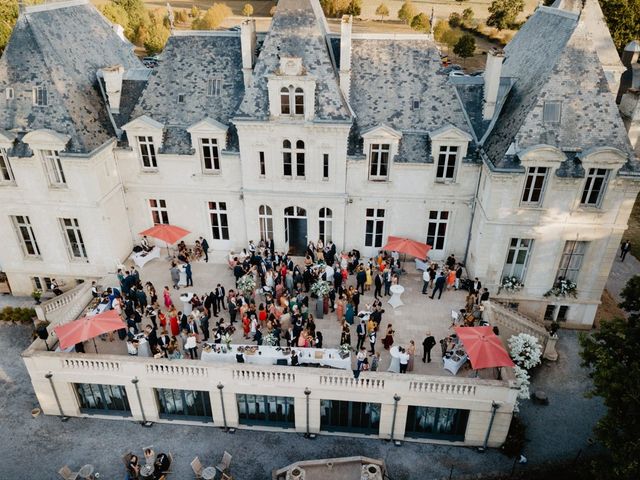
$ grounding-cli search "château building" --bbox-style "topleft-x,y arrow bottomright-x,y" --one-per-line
1,0 -> 638,333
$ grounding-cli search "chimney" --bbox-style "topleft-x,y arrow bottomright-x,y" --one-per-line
339,15 -> 353,100
241,19 -> 257,88
101,65 -> 125,113
482,48 -> 505,120
619,89 -> 640,153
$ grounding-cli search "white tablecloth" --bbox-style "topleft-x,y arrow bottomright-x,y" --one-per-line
387,345 -> 401,373
131,246 -> 160,269
415,258 -> 429,271
201,344 -> 350,369
178,264 -> 187,287
443,353 -> 468,375
388,285 -> 405,309
87,300 -> 110,316
180,292 -> 194,315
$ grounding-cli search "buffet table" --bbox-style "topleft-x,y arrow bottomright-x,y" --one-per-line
200,344 -> 350,370
443,349 -> 468,375
130,246 -> 160,269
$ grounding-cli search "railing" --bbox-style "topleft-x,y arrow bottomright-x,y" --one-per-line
62,358 -> 121,372
233,369 -> 296,384
484,301 -> 558,360
146,363 -> 208,377
319,374 -> 385,390
409,380 -> 477,396
35,281 -> 94,325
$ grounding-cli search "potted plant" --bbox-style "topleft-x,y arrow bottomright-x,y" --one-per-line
310,280 -> 330,319
31,289 -> 43,305
338,343 -> 352,359
498,276 -> 524,294
236,275 -> 256,299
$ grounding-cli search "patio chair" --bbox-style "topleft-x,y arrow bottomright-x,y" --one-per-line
58,465 -> 78,480
215,451 -> 232,473
190,456 -> 203,478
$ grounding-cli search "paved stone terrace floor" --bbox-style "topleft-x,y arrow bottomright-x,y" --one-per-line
90,254 -> 494,379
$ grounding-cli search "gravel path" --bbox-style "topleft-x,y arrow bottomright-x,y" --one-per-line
0,327 -> 606,479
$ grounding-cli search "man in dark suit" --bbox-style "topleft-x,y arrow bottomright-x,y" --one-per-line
186,317 -> 199,335
215,284 -> 226,311
374,271 -> 383,299
204,291 -> 218,317
233,263 -> 245,286
472,277 -> 482,295
430,272 -> 446,300
422,331 -> 436,363
179,311 -> 188,331
199,314 -> 210,341
200,236 -> 209,263
480,288 -> 490,303
356,320 -> 367,350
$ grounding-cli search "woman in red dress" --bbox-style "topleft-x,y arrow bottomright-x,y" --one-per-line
163,286 -> 172,309
242,314 -> 251,339
168,307 -> 179,336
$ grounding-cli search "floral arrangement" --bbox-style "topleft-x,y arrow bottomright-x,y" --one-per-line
513,366 -> 531,411
500,276 -> 524,293
237,275 -> 256,297
508,333 -> 542,370
310,280 -> 331,298
263,332 -> 279,347
338,343 -> 352,358
31,289 -> 42,301
221,333 -> 232,348
544,277 -> 577,298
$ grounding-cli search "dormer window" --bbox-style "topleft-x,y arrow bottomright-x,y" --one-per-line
280,87 -> 291,115
5,88 -> 14,100
178,94 -> 185,104
543,101 -> 562,124
200,138 -> 220,173
369,143 -> 390,181
294,88 -> 304,115
41,149 -> 66,186
436,145 -> 459,181
137,136 -> 157,169
280,86 -> 305,116
207,77 -> 222,97
0,148 -> 15,183
33,86 -> 47,106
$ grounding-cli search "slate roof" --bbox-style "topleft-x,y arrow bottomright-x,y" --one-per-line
130,34 -> 244,154
483,6 -> 635,171
0,2 -> 141,154
235,0 -> 350,122
348,38 -> 473,163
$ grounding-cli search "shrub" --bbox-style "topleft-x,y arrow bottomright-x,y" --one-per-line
0,306 -> 37,324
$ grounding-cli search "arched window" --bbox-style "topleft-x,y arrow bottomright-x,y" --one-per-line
283,140 -> 292,176
319,208 -> 332,244
294,87 -> 304,115
280,87 -> 291,115
283,140 -> 304,178
295,140 -> 305,177
258,205 -> 273,242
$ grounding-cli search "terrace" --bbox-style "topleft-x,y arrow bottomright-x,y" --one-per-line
22,252 -> 553,446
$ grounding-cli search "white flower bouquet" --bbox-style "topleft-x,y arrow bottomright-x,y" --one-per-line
544,277 -> 577,298
221,333 -> 232,348
500,276 -> 524,293
338,343 -> 352,359
508,333 -> 542,370
263,332 -> 279,346
310,280 -> 331,298
237,275 -> 256,297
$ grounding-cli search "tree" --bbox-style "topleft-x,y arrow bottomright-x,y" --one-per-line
375,2 -> 390,20
453,33 -> 476,64
433,19 -> 450,43
346,0 -> 362,16
101,2 -> 129,31
144,10 -> 170,55
486,0 -> 524,31
320,0 -> 360,17
192,3 -> 233,30
397,1 -> 417,24
580,276 -> 640,479
600,0 -> 640,51
0,0 -> 19,54
410,13 -> 431,33
448,12 -> 462,28
174,8 -> 188,24
241,3 -> 254,17
462,7 -> 474,25
190,5 -> 200,19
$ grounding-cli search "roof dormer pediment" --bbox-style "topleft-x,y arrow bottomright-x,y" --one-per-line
121,115 -> 164,132
429,124 -> 472,142
361,124 -> 403,140
186,117 -> 228,135
22,129 -> 70,150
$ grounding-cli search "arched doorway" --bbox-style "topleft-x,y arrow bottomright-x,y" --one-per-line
284,206 -> 307,256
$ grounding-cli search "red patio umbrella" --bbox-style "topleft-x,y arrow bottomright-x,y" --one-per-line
454,326 -> 515,370
382,236 -> 432,260
54,309 -> 126,352
139,224 -> 190,258
139,224 -> 190,245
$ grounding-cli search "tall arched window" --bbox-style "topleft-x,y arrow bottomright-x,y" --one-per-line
280,87 -> 291,115
295,140 -> 305,177
319,208 -> 332,243
294,87 -> 304,115
258,205 -> 273,242
282,140 -> 292,176
283,140 -> 304,178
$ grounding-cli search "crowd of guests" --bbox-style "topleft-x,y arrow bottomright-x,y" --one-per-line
85,237 -> 496,377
